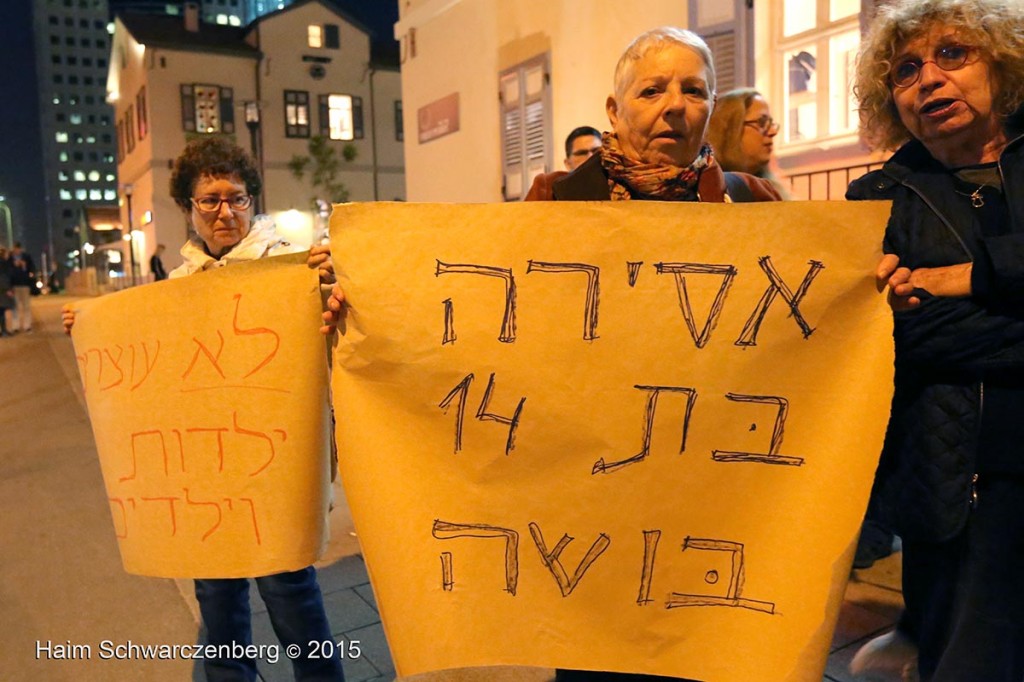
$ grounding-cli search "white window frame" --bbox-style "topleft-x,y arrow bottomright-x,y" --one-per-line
327,94 -> 354,140
499,53 -> 553,202
771,0 -> 862,153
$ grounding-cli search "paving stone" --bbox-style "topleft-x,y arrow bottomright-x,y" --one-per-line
345,622 -> 395,677
318,555 -> 373,593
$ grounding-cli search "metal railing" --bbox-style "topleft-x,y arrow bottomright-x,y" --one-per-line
786,160 -> 888,201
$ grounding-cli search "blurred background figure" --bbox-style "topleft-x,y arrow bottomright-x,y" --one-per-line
0,246 -> 13,337
564,125 -> 603,171
149,243 -> 168,281
707,88 -> 788,198
9,242 -> 35,333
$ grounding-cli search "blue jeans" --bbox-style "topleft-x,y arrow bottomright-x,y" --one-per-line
195,566 -> 345,681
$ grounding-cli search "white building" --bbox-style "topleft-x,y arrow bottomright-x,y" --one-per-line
394,0 -> 887,203
106,0 -> 404,276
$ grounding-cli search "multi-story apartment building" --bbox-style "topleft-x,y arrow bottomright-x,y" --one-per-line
105,0 -> 404,276
108,0 -> 258,26
32,0 -> 120,270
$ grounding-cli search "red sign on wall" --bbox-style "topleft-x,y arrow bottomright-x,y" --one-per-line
417,93 -> 460,144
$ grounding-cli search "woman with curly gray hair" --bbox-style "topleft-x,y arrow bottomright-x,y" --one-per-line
846,0 -> 1024,680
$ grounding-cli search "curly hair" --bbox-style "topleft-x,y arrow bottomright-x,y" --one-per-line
613,27 -> 716,102
854,0 -> 1024,151
169,137 -> 262,211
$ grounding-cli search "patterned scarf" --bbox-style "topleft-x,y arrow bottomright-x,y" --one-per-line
599,131 -> 713,201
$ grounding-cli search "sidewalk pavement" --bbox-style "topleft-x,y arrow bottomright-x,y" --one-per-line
0,295 -> 907,682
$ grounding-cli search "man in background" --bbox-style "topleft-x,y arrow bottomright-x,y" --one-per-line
563,125 -> 602,171
150,243 -> 168,281
9,242 -> 35,333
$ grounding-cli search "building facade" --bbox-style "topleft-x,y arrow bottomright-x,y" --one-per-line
32,0 -> 120,272
106,0 -> 404,276
395,0 -> 887,203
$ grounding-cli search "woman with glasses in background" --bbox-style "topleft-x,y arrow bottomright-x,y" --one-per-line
847,0 -> 1024,679
706,88 -> 789,198
64,137 -> 344,681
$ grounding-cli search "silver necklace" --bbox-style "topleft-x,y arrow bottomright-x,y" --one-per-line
955,184 -> 990,208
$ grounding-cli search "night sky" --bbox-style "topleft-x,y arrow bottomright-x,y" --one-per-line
0,0 -> 47,259
0,0 -> 399,263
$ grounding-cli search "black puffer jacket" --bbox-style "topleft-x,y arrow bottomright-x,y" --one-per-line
847,130 -> 1024,543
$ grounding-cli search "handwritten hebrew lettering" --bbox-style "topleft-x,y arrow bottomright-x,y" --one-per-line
475,373 -> 526,456
183,330 -> 226,380
121,430 -> 169,482
637,529 -> 661,606
231,293 -> 281,378
442,298 -> 456,345
593,385 -> 698,474
655,262 -> 738,349
626,261 -> 643,287
327,201 -> 895,679
432,520 -> 520,595
436,261 -> 517,343
129,341 -> 161,390
441,552 -> 454,591
439,373 -> 474,453
666,537 -> 775,614
736,257 -> 824,347
528,522 -> 611,597
526,261 -> 601,341
712,393 -> 803,466
140,495 -> 180,536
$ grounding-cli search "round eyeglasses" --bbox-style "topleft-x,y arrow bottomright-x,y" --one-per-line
191,194 -> 253,213
891,45 -> 976,88
743,115 -> 780,136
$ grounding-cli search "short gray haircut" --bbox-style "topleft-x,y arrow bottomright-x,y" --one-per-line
613,27 -> 716,102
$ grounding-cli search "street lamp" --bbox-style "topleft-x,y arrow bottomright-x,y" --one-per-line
0,195 -> 13,248
122,184 -> 138,286
244,101 -> 263,213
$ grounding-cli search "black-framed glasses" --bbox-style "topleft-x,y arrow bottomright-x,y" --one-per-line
890,44 -> 976,88
191,194 -> 253,213
743,115 -> 780,136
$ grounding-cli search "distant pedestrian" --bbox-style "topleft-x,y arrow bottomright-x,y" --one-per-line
9,242 -> 35,332
0,246 -> 13,336
149,243 -> 168,281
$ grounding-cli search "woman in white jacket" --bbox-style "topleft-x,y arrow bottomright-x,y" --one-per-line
65,137 -> 343,682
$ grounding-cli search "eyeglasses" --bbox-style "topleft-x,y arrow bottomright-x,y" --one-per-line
191,194 -> 252,213
890,44 -> 976,88
743,115 -> 780,136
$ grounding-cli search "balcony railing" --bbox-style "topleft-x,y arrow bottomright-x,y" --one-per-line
785,161 -> 888,201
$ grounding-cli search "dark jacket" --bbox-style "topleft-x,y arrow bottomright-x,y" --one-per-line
525,152 -> 781,202
10,250 -> 35,287
846,130 -> 1024,542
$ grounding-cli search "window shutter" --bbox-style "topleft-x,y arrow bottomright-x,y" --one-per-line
499,54 -> 551,201
220,87 -> 234,133
324,24 -> 339,49
319,94 -> 330,137
181,84 -> 196,132
352,96 -> 364,139
689,0 -> 753,92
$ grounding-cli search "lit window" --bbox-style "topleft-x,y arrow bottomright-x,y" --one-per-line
53,96 -> 60,105
60,189 -> 72,200
327,94 -> 353,140
216,14 -> 227,24
70,114 -> 82,124
88,170 -> 100,181
104,189 -> 117,200
308,24 -> 323,48
105,173 -> 115,181
89,189 -> 102,200
55,131 -> 68,142
75,189 -> 87,200
775,0 -> 860,146
284,90 -> 310,138
228,15 -> 240,26
58,171 -> 69,180
74,171 -> 86,181
59,151 -> 69,161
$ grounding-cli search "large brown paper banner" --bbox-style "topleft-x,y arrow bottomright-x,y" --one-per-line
72,254 -> 331,578
330,201 -> 894,681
